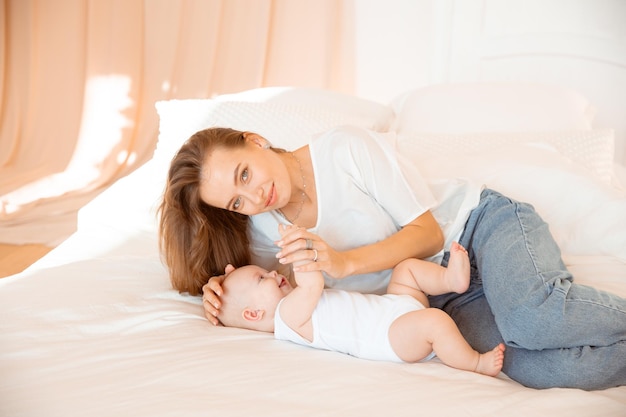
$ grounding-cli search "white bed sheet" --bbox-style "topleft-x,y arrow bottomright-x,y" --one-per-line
2,85 -> 626,417
1,218 -> 624,416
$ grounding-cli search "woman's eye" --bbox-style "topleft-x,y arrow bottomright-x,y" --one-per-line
231,168 -> 248,211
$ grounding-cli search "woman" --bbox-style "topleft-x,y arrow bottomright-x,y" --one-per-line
159,126 -> 626,390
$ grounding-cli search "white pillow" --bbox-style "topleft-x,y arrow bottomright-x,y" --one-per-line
154,87 -> 394,170
412,142 -> 626,262
390,82 -> 595,134
396,129 -> 615,183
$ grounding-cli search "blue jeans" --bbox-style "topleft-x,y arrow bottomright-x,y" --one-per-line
429,189 -> 626,390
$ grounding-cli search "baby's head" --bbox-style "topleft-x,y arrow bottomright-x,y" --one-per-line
219,265 -> 294,332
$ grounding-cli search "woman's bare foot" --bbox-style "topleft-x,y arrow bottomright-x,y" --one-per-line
444,242 -> 471,293
475,343 -> 506,377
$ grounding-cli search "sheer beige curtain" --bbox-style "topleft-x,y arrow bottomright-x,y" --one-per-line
0,0 -> 355,245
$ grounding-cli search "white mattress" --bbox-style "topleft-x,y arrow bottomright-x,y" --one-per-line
1,85 -> 625,417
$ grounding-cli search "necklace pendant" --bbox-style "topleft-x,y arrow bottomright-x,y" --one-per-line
278,152 -> 306,224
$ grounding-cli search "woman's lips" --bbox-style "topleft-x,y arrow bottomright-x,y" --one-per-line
265,184 -> 276,207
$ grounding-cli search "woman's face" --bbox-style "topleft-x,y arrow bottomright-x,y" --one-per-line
199,134 -> 292,215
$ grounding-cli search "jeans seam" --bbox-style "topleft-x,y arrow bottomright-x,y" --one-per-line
516,202 -> 545,289
566,297 -> 626,314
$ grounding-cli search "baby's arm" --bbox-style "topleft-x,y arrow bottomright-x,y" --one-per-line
277,225 -> 325,341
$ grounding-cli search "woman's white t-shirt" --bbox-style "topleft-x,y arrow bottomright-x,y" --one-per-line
249,126 -> 482,294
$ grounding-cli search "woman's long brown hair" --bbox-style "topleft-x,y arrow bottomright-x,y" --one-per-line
158,127 -> 252,295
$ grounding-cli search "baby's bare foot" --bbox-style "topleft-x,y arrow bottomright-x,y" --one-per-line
445,242 -> 470,293
475,343 -> 506,377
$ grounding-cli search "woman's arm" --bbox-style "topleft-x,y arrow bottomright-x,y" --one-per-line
276,210 -> 444,279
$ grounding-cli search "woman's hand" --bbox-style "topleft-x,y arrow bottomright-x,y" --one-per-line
202,264 -> 235,325
275,226 -> 349,279
276,211 -> 443,281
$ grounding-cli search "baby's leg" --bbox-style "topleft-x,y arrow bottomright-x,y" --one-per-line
389,308 -> 505,377
442,242 -> 471,294
388,242 -> 470,304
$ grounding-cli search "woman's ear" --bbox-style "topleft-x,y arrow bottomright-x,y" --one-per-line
244,132 -> 272,149
242,308 -> 265,322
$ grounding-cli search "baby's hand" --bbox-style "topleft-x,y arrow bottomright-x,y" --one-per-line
277,224 -> 311,269
278,223 -> 298,238
276,224 -> 328,272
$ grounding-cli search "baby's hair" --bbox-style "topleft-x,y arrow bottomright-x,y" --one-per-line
218,271 -> 249,329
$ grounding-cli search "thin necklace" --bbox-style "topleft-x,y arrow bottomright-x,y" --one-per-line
278,152 -> 306,223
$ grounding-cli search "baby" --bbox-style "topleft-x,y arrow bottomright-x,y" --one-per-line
218,225 -> 505,376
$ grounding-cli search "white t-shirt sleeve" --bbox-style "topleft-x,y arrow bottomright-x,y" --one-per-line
321,126 -> 436,227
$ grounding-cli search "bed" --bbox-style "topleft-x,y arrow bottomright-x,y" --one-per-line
1,83 -> 625,417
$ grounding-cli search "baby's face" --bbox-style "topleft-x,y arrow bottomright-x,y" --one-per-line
223,265 -> 293,311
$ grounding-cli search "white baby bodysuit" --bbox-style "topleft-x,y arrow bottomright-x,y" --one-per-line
274,289 -> 436,363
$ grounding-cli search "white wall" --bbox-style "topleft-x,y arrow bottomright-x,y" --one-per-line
352,0 -> 436,103
352,0 -> 626,165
